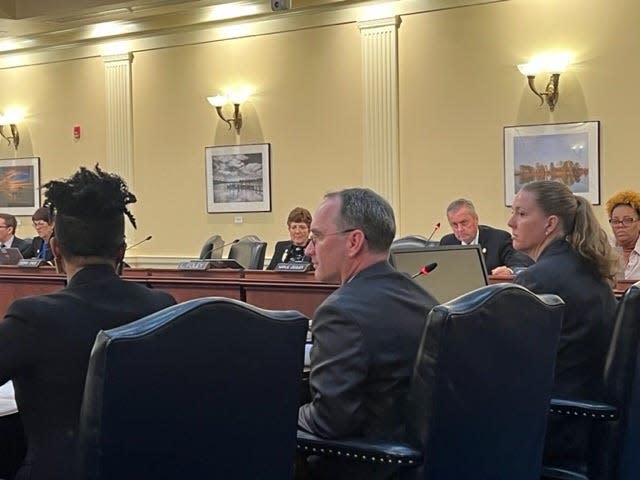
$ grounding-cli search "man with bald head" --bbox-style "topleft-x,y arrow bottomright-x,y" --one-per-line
298,188 -> 437,479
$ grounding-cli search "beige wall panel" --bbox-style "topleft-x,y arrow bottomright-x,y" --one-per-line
132,23 -> 362,259
0,57 -> 106,232
399,0 -> 640,240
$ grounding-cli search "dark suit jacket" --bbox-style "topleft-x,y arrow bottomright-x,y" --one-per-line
440,224 -> 533,272
27,237 -> 53,262
5,236 -> 31,258
0,264 -> 176,480
267,240 -> 311,270
299,260 -> 437,440
515,239 -> 617,469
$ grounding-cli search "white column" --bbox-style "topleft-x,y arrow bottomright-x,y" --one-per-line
103,53 -> 135,242
103,53 -> 134,183
358,17 -> 401,217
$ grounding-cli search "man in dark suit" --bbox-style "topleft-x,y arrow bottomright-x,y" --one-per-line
298,188 -> 437,479
0,166 -> 176,480
439,198 -> 533,274
0,213 -> 32,257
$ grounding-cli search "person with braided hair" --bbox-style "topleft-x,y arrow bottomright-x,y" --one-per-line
0,165 -> 176,480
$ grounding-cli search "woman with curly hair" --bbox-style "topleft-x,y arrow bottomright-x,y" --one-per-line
0,165 -> 176,480
508,180 -> 618,472
605,189 -> 640,280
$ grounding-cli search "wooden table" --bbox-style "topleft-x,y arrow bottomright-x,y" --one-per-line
0,266 -> 339,319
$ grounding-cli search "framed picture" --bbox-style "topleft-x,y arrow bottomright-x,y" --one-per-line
0,157 -> 40,215
205,143 -> 271,213
504,121 -> 600,206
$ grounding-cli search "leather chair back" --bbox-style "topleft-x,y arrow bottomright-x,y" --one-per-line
406,283 -> 564,480
391,235 -> 439,251
593,282 -> 640,479
198,234 -> 225,259
77,297 -> 309,480
228,236 -> 267,269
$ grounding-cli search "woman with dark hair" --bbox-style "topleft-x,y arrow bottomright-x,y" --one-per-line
508,180 -> 618,471
28,207 -> 54,262
605,190 -> 640,280
267,207 -> 313,270
0,165 -> 176,480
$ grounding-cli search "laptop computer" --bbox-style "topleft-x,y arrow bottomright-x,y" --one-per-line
389,244 -> 489,303
0,247 -> 24,266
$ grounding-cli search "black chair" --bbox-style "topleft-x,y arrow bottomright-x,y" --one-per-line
390,235 -> 439,252
78,297 -> 309,480
542,282 -> 640,480
298,283 -> 564,480
198,234 -> 225,259
228,235 -> 267,269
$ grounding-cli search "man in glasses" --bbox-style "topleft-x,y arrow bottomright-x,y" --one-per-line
0,213 -> 31,257
297,188 -> 437,479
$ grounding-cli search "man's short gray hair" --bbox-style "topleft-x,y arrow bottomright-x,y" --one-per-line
446,198 -> 477,217
325,188 -> 396,253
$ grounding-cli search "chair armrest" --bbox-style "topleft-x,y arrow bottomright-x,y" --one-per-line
549,398 -> 618,420
296,430 -> 422,467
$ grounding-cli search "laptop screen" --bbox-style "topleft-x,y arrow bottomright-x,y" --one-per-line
0,247 -> 24,266
390,245 -> 488,303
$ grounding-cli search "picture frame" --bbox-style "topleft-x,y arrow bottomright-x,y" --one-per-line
503,121 -> 600,206
0,157 -> 40,215
205,143 -> 271,213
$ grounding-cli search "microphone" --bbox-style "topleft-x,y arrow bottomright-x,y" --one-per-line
426,222 -> 441,242
204,239 -> 239,259
126,235 -> 152,251
411,262 -> 438,279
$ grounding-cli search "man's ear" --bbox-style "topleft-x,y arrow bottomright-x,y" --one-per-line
346,230 -> 366,258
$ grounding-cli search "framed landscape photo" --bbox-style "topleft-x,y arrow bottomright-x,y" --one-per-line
205,143 -> 271,213
504,121 -> 600,206
0,157 -> 40,215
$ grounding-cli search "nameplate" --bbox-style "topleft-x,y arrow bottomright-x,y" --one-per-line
177,260 -> 211,271
17,259 -> 44,268
275,262 -> 311,272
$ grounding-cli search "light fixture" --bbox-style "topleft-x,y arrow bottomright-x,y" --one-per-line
0,108 -> 23,149
517,53 -> 571,112
206,89 -> 251,133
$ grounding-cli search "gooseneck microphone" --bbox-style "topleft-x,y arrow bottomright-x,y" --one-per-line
204,239 -> 239,259
126,235 -> 152,251
426,222 -> 441,242
411,262 -> 438,279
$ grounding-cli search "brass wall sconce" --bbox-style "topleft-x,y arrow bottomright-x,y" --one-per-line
517,53 -> 571,112
206,89 -> 251,133
0,109 -> 22,149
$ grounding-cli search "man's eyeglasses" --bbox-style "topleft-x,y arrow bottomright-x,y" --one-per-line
609,217 -> 639,227
309,228 -> 358,246
0,225 -> 8,229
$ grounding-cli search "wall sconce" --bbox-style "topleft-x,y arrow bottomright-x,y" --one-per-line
206,90 -> 251,133
0,109 -> 23,149
517,53 -> 571,112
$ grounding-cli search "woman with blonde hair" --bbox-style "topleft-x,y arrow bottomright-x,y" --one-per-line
605,189 -> 640,280
507,180 -> 617,471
